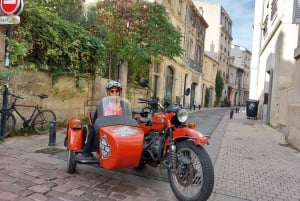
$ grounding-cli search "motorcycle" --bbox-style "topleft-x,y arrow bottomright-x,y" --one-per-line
65,79 -> 214,201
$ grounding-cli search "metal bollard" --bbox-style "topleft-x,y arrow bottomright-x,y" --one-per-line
48,120 -> 56,146
230,109 -> 234,119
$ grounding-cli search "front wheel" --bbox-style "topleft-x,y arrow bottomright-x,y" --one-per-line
67,150 -> 77,174
33,110 -> 56,134
0,112 -> 16,137
168,141 -> 214,201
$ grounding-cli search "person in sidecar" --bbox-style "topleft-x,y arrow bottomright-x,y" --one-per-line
78,81 -> 122,160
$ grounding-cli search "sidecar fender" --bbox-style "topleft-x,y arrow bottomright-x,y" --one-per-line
172,127 -> 209,145
67,118 -> 84,151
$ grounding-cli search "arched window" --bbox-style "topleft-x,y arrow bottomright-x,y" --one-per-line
165,67 -> 174,105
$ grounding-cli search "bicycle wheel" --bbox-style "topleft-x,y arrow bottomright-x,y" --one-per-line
33,110 -> 56,134
0,111 -> 16,137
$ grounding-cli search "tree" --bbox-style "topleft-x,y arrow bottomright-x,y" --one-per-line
215,70 -> 224,106
96,0 -> 183,81
11,1 -> 105,81
31,0 -> 86,24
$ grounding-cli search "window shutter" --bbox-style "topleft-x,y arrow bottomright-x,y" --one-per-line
293,0 -> 300,24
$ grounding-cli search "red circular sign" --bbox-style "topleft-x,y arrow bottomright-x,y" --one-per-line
1,0 -> 20,14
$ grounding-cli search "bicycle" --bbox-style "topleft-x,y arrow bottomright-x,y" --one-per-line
0,93 -> 56,137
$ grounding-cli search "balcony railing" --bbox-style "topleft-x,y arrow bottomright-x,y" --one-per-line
187,59 -> 202,73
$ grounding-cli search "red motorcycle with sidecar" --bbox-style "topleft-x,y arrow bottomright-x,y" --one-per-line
65,79 -> 214,201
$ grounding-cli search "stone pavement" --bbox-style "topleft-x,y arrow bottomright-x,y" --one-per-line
209,111 -> 300,201
0,111 -> 300,201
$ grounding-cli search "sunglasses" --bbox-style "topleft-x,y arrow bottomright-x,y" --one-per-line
110,89 -> 120,93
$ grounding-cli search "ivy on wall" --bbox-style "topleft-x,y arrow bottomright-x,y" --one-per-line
3,0 -> 183,84
215,70 -> 224,106
10,1 -> 106,82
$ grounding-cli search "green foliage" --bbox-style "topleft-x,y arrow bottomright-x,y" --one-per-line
31,0 -> 86,24
0,69 -> 15,80
215,70 -> 224,106
11,1 -> 106,81
7,0 -> 184,83
96,0 -> 183,81
204,88 -> 210,107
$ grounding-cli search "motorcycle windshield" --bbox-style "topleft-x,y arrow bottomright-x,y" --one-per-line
97,96 -> 132,117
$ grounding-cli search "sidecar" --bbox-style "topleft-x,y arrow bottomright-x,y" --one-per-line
66,97 -> 144,173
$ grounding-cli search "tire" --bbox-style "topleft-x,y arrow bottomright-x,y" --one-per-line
168,141 -> 214,201
67,150 -> 77,174
33,110 -> 56,134
0,112 -> 16,137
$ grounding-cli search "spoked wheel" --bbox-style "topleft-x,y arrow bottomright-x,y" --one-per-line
67,150 -> 77,174
0,112 -> 16,137
33,110 -> 56,134
168,141 -> 214,201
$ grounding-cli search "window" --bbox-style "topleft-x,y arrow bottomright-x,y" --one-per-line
153,75 -> 159,98
293,0 -> 300,24
177,0 -> 183,15
154,62 -> 159,73
263,15 -> 269,36
189,39 -> 194,58
270,0 -> 278,20
165,67 -> 174,105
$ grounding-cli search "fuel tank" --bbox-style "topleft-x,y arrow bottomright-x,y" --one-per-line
151,113 -> 166,131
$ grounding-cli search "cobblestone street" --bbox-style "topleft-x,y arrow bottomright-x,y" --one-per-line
0,111 -> 300,201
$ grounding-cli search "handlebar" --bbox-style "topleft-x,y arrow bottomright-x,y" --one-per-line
137,97 -> 164,113
138,98 -> 153,103
9,93 -> 24,99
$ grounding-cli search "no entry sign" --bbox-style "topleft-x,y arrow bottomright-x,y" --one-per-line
0,0 -> 22,14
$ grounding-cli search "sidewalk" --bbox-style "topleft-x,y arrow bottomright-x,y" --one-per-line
0,111 -> 300,201
210,111 -> 300,201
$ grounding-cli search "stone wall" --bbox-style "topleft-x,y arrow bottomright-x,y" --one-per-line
287,104 -> 300,149
0,71 -> 149,127
2,71 -> 90,124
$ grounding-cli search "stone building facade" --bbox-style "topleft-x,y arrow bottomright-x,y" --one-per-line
230,44 -> 251,106
202,54 -> 218,107
251,0 -> 300,149
147,0 -> 208,108
193,1 -> 233,106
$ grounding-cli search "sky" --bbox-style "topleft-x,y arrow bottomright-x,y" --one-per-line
195,0 -> 255,51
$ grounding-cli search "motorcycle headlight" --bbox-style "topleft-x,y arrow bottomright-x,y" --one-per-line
177,109 -> 188,122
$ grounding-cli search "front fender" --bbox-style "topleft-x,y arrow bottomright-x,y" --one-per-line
172,127 -> 209,145
67,118 -> 83,151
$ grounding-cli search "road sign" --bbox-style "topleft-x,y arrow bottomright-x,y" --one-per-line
0,15 -> 20,24
12,0 -> 23,15
0,0 -> 20,14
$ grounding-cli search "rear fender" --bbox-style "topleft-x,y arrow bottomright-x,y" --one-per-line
67,118 -> 83,151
